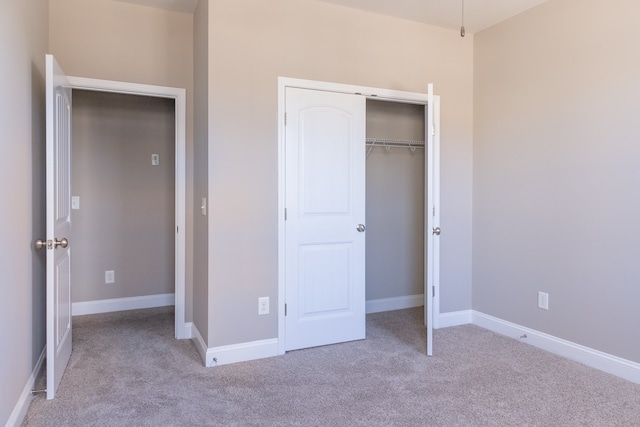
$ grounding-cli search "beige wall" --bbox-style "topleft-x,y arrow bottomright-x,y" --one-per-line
49,0 -> 195,319
206,0 -> 474,346
0,0 -> 49,424
473,0 -> 640,363
49,0 -> 193,88
71,90 -> 175,303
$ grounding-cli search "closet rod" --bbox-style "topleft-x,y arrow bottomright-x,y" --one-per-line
365,138 -> 425,147
365,138 -> 425,158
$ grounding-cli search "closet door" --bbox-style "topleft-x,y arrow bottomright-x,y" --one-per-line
425,84 -> 439,356
285,88 -> 366,351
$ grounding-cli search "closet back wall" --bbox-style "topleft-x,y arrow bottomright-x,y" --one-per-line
366,100 -> 425,302
71,90 -> 175,305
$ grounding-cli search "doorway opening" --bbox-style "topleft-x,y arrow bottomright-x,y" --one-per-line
365,99 -> 426,314
67,77 -> 188,339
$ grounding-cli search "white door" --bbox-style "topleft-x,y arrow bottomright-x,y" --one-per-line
285,88 -> 366,351
45,54 -> 73,400
425,84 -> 440,356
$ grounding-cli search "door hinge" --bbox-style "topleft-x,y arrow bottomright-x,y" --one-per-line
284,208 -> 287,221
284,112 -> 287,126
284,303 -> 287,316
432,205 -> 436,217
433,286 -> 435,298
431,125 -> 435,136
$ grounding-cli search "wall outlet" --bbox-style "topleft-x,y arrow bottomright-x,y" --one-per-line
538,291 -> 549,310
105,270 -> 115,284
258,297 -> 269,315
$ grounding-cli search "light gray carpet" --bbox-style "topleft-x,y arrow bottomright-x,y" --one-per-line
23,307 -> 640,426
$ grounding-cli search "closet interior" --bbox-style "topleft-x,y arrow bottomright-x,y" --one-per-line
365,99 -> 426,307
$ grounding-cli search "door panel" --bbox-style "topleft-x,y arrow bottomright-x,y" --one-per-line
425,84 -> 438,356
300,109 -> 352,214
46,54 -> 73,400
285,88 -> 366,351
300,243 -> 351,314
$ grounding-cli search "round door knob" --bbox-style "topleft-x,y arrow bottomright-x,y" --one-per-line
357,224 -> 366,232
432,227 -> 441,236
54,237 -> 69,249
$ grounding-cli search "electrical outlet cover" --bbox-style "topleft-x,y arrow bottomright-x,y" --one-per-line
105,270 -> 115,284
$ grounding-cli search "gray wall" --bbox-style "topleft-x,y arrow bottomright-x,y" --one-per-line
71,90 -> 175,303
193,0 -> 209,343
203,0 -> 474,347
0,0 -> 48,424
473,0 -> 640,363
366,100 -> 425,301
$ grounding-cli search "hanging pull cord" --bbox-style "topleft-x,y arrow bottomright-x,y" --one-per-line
460,0 -> 466,37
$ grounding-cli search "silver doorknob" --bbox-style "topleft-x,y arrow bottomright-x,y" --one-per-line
36,238 -> 69,249
357,224 -> 366,232
432,227 -> 441,236
54,238 -> 69,249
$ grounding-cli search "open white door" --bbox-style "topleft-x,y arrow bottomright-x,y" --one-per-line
45,54 -> 73,399
425,84 -> 440,356
285,87 -> 366,351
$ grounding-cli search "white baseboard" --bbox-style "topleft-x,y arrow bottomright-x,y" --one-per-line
205,339 -> 279,367
191,323 -> 208,366
366,294 -> 424,314
190,323 -> 279,368
177,321 -> 193,340
7,347 -> 46,427
472,311 -> 640,385
72,293 -> 175,316
438,309 -> 473,328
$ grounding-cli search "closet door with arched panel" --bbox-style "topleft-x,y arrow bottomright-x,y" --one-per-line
284,87 -> 366,351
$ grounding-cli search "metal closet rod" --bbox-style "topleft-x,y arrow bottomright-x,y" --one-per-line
365,138 -> 425,148
365,138 -> 425,158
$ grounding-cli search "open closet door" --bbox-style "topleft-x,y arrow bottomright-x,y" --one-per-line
285,87 -> 366,351
425,83 -> 440,356
44,54 -> 73,399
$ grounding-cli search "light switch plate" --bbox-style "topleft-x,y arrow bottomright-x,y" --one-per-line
151,154 -> 160,166
201,197 -> 207,216
538,291 -> 549,310
72,196 -> 80,210
258,297 -> 269,315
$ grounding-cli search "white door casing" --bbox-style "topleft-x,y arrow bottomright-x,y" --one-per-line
64,76 -> 189,340
424,84 -> 440,356
278,77 -> 440,356
45,54 -> 73,400
284,87 -> 367,351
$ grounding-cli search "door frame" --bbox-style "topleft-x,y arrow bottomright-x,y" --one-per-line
67,76 -> 189,339
277,77 -> 440,354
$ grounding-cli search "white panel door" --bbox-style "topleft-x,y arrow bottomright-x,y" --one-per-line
45,54 -> 73,400
425,84 -> 440,356
285,87 -> 366,351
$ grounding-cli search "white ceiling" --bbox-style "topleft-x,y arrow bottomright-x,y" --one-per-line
113,0 -> 550,34
113,0 -> 198,13
314,0 -> 551,34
